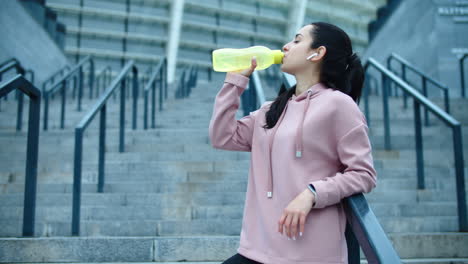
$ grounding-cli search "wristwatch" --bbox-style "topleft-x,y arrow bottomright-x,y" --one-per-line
308,184 -> 317,207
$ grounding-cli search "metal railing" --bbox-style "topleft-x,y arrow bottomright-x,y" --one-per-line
43,55 -> 94,130
42,64 -> 71,97
456,51 -> 467,98
175,64 -> 198,99
0,75 -> 41,237
71,60 -> 138,236
94,66 -> 112,99
143,58 -> 167,129
387,53 -> 450,126
241,70 -> 401,263
0,58 -> 35,130
364,57 -> 466,231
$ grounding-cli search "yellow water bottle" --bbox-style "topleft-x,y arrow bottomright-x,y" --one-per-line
212,46 -> 284,72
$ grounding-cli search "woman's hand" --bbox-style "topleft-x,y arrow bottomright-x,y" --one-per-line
278,188 -> 316,240
231,56 -> 257,77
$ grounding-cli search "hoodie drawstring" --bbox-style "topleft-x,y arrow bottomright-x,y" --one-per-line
266,90 -> 313,198
295,90 -> 312,158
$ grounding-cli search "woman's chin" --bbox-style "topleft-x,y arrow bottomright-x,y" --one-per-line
280,64 -> 289,74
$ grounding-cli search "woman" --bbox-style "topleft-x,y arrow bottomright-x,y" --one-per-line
209,22 -> 377,264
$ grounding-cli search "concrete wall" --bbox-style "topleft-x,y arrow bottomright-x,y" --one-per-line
363,0 -> 467,98
0,0 -> 69,86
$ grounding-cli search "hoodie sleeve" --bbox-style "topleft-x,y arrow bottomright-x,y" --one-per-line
309,100 -> 377,209
209,72 -> 262,152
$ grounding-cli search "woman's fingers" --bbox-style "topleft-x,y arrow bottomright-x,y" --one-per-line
284,213 -> 293,238
291,214 -> 299,239
299,213 -> 306,237
280,211 -> 308,239
251,56 -> 257,71
278,213 -> 286,234
236,56 -> 257,77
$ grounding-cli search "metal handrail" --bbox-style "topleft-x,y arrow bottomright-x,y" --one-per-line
71,60 -> 138,236
455,50 -> 468,98
344,193 -> 402,263
364,57 -> 466,231
175,64 -> 198,99
361,74 -> 380,128
42,64 -> 71,96
0,75 -> 41,237
43,55 -> 94,130
94,66 -> 112,99
143,58 -> 167,129
0,59 -> 35,86
387,53 -> 450,126
0,58 -> 35,131
0,58 -> 20,69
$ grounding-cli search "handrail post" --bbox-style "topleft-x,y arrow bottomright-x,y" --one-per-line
180,71 -> 186,98
43,93 -> 49,130
98,104 -> 106,193
144,88 -> 149,130
16,92 -> 24,131
402,65 -> 407,109
363,73 -> 370,127
72,127 -> 83,236
78,68 -> 83,111
444,88 -> 450,114
413,99 -> 425,189
164,61 -> 168,100
89,59 -> 95,99
421,77 -> 429,126
152,76 -> 156,128
460,54 -> 466,98
132,68 -> 138,130
159,66 -> 164,111
119,78 -> 126,153
72,75 -> 77,100
381,73 -> 391,150
96,75 -> 100,98
22,90 -> 41,237
453,125 -> 467,231
60,79 -> 67,129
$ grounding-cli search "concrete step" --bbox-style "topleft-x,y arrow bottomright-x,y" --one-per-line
0,192 -> 246,207
0,234 -> 466,262
0,188 -> 465,209
0,216 -> 465,237
0,202 -> 463,225
2,174 -> 468,193
0,160 -> 252,174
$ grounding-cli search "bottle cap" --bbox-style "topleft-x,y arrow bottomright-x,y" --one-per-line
272,50 -> 284,64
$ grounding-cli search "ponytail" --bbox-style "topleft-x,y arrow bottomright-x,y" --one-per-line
344,52 -> 364,103
263,84 -> 296,129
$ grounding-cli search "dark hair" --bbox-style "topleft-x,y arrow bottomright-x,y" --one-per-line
263,22 -> 364,129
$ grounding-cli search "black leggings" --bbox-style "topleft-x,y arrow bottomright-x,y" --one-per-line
222,253 -> 263,264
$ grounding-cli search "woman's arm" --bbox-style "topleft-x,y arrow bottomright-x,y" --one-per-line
209,72 -> 259,152
310,122 -> 377,209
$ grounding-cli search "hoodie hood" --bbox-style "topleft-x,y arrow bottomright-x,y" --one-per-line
266,82 -> 329,198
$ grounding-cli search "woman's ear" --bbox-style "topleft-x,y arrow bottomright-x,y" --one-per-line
316,46 -> 327,60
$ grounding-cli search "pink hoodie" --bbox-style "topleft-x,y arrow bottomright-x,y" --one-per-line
209,73 -> 377,264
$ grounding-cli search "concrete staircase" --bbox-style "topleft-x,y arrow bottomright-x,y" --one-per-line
44,0 -> 389,81
1,74 -> 468,263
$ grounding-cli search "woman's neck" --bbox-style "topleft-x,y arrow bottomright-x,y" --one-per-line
294,74 -> 320,96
